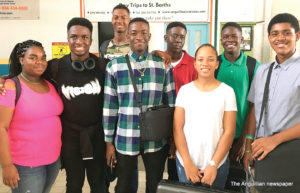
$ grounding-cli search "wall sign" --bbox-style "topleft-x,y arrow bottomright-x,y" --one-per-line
0,0 -> 39,20
81,0 -> 210,22
52,42 -> 70,59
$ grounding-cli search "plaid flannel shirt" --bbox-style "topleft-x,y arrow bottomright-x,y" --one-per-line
103,50 -> 176,155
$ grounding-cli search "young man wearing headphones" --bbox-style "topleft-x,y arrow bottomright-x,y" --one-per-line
46,17 -> 107,193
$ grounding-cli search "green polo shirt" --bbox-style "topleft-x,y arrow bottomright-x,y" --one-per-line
217,51 -> 260,138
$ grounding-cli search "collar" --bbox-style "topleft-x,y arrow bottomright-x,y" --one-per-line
179,50 -> 190,65
129,50 -> 149,62
165,50 -> 192,66
274,51 -> 299,70
221,51 -> 245,66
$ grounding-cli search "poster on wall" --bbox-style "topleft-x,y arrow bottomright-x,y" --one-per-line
82,0 -> 210,22
0,0 -> 39,20
241,26 -> 252,51
52,42 -> 70,59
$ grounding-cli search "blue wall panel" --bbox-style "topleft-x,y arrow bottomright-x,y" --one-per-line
0,65 -> 9,76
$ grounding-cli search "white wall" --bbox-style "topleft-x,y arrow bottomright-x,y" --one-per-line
2,0 -> 211,61
271,0 -> 300,24
218,0 -> 256,22
268,0 -> 300,62
253,0 -> 300,64
252,0 -> 267,63
217,0 -> 300,64
2,0 -> 213,62
217,0 -> 264,62
1,0 -> 99,61
149,23 -> 165,51
2,0 -> 300,64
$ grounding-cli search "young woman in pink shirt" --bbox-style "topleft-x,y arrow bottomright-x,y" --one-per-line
0,40 -> 63,193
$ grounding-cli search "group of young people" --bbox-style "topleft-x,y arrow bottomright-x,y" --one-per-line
0,3 -> 299,193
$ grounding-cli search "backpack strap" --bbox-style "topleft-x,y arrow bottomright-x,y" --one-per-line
99,39 -> 111,58
45,58 -> 60,87
214,55 -> 222,78
246,55 -> 256,85
11,76 -> 21,105
49,58 -> 59,81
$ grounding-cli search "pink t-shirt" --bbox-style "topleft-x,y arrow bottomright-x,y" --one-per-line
0,79 -> 63,167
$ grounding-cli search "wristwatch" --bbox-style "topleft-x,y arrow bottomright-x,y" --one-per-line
209,160 -> 217,167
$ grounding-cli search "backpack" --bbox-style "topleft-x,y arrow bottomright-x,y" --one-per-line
99,39 -> 111,58
214,55 -> 257,87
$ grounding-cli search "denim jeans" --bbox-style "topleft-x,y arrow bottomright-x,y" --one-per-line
176,157 -> 229,190
12,158 -> 61,193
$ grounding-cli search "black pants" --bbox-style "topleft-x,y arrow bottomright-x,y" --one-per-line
167,158 -> 178,180
115,145 -> 168,193
166,144 -> 179,181
224,139 -> 246,192
61,124 -> 106,193
105,160 -> 138,193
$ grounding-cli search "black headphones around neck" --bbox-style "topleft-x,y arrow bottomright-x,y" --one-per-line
71,57 -> 96,72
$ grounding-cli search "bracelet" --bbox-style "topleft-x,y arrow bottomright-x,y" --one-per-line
244,150 -> 252,154
246,134 -> 254,140
209,160 -> 217,168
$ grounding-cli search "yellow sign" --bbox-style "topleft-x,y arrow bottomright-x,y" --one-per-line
52,42 -> 70,59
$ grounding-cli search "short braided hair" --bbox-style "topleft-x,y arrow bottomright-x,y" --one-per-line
9,40 -> 44,77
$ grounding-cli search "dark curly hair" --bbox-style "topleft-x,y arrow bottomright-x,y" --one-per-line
221,22 -> 242,33
67,17 -> 93,33
113,3 -> 130,14
8,40 -> 44,77
166,22 -> 187,32
128,17 -> 149,28
268,13 -> 299,35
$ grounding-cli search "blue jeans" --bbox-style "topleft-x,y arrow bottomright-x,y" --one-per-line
12,158 -> 61,193
176,157 -> 229,190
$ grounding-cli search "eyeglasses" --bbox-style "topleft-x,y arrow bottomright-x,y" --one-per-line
171,34 -> 185,40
